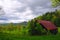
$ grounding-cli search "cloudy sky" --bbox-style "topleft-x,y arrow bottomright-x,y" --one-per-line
0,0 -> 56,23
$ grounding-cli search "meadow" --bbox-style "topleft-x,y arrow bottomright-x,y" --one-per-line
0,25 -> 60,40
0,32 -> 60,40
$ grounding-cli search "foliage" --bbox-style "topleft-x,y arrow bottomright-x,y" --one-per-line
26,10 -> 60,35
51,0 -> 60,7
36,10 -> 60,27
27,19 -> 47,35
0,23 -> 28,36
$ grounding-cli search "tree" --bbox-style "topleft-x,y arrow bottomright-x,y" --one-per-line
51,0 -> 60,7
27,19 -> 47,35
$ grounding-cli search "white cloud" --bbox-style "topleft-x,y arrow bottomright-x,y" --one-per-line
0,0 -> 56,23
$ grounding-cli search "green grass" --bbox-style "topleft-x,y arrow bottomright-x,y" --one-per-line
0,32 -> 60,40
0,27 -> 60,40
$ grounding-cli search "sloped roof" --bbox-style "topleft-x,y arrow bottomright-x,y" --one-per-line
37,20 -> 57,30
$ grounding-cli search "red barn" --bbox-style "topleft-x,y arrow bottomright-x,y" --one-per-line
37,20 -> 58,34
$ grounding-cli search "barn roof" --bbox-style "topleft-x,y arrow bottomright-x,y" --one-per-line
37,20 -> 57,30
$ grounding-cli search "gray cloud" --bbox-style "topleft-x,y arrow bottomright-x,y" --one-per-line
0,0 -> 56,23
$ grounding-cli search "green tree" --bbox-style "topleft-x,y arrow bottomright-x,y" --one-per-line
51,0 -> 60,7
27,19 -> 46,35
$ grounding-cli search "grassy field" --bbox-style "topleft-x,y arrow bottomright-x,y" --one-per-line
0,32 -> 60,40
0,27 -> 60,40
0,33 -> 60,40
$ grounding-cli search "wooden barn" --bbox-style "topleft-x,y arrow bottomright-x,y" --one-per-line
37,20 -> 58,34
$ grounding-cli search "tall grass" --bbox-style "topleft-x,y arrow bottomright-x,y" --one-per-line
0,32 -> 60,40
0,24 -> 60,40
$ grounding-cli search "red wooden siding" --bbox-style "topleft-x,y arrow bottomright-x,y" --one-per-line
37,20 -> 57,30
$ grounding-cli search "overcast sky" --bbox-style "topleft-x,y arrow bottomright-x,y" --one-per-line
0,0 -> 56,23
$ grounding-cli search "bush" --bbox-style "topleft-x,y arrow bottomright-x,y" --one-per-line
27,19 -> 47,35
